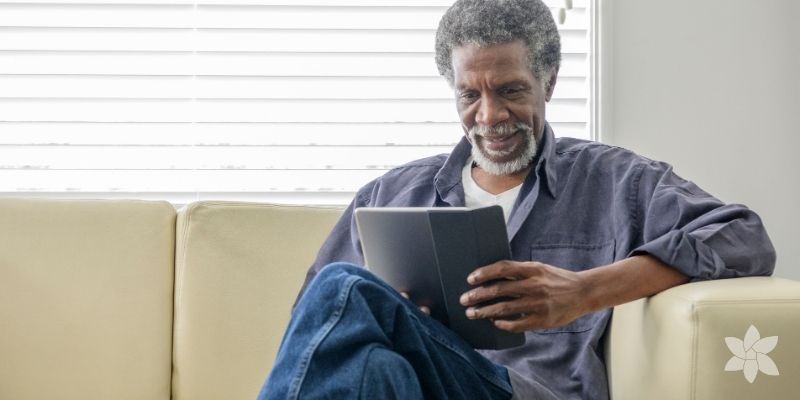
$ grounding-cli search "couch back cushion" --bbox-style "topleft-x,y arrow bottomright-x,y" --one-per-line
172,201 -> 342,400
0,199 -> 176,400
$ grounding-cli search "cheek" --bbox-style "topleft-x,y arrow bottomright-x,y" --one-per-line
509,107 -> 537,125
457,104 -> 477,128
517,101 -> 545,123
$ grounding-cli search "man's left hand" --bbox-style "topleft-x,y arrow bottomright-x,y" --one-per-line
459,260 -> 590,332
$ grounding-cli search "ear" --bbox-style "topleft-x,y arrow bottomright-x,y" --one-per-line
544,67 -> 559,102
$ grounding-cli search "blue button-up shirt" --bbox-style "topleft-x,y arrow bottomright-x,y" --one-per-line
299,124 -> 776,399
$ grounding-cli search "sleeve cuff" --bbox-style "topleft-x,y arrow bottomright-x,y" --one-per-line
629,230 -> 726,281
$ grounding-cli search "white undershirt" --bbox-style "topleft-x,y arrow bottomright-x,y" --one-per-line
461,157 -> 522,223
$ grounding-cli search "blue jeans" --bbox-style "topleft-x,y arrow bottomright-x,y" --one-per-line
259,262 -> 514,399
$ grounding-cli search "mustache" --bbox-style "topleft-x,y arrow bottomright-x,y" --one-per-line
469,122 -> 533,138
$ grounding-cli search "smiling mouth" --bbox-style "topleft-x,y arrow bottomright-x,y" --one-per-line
482,129 -> 519,144
485,133 -> 516,143
480,130 -> 521,155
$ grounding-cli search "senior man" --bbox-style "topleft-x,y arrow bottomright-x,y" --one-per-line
259,0 -> 775,399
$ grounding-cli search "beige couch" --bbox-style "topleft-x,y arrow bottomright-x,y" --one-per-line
1,199 -> 797,399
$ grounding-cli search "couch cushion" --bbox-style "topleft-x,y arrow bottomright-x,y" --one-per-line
172,201 -> 342,400
0,199 -> 176,400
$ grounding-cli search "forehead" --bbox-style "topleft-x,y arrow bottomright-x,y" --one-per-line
451,41 -> 534,87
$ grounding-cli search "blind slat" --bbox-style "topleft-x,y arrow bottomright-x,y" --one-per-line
0,4 -> 588,31
0,98 -> 587,123
0,52 -> 588,77
0,27 -> 589,53
0,75 -> 588,99
0,169 -> 386,192
0,122 -> 592,145
0,145 -> 454,170
0,1 -> 588,7
0,191 -> 356,206
0,4 -> 193,28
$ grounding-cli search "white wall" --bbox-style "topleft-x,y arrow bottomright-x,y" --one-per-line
600,0 -> 800,280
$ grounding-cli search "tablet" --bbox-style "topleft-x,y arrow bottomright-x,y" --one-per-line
355,206 -> 525,350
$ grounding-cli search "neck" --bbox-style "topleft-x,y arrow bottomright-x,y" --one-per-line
471,164 -> 531,195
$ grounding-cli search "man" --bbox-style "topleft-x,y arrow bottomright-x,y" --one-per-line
259,0 -> 775,399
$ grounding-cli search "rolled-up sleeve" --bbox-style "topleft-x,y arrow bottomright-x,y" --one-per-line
629,160 -> 776,280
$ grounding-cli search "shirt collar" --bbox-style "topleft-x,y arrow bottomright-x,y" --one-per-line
433,135 -> 472,205
537,123 -> 558,198
434,122 -> 559,202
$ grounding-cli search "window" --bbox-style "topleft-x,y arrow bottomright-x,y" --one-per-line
0,0 -> 593,206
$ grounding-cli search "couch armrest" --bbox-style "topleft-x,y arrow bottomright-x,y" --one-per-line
606,277 -> 800,400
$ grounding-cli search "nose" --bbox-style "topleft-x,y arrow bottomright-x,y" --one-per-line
475,94 -> 510,127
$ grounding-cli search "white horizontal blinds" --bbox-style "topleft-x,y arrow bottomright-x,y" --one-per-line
0,0 -> 591,205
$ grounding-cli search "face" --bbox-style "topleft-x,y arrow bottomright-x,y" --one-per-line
452,41 -> 556,176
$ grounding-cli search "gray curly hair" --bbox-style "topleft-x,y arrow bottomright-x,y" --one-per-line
435,0 -> 561,88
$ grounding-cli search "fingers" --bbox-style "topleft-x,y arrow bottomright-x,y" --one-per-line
465,298 -> 537,321
459,261 -> 588,333
467,260 -> 541,285
464,299 -> 550,333
460,279 -> 529,307
493,318 -> 533,333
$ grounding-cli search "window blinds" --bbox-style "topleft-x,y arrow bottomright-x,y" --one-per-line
0,0 -> 591,205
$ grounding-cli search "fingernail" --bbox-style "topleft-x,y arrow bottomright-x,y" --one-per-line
467,273 -> 476,284
466,307 -> 476,318
460,293 -> 469,305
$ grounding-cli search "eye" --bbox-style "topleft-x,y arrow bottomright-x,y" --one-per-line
458,90 -> 479,104
499,86 -> 524,98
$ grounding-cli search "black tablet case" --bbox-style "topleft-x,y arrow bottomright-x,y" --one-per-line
355,206 -> 525,350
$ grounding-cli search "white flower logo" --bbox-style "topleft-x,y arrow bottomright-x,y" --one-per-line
724,325 -> 779,383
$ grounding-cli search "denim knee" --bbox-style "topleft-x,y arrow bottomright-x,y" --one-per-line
314,262 -> 382,286
297,262 -> 378,305
359,347 -> 423,399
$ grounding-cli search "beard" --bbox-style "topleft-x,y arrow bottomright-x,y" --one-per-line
467,122 -> 538,176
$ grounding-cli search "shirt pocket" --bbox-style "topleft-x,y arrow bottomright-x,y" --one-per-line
529,240 -> 615,334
